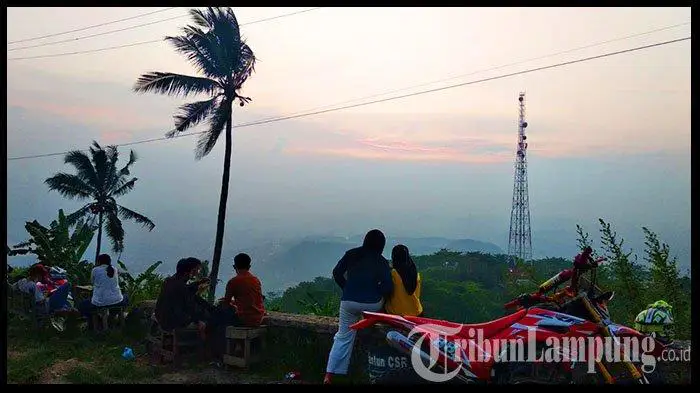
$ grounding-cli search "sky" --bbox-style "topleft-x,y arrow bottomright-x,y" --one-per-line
6,7 -> 692,276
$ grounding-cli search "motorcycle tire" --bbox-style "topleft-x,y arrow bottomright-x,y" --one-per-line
493,343 -> 575,384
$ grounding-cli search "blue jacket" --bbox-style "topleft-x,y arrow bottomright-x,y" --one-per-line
333,246 -> 393,304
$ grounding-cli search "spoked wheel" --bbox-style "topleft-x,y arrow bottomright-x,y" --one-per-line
493,345 -> 574,384
495,361 -> 574,384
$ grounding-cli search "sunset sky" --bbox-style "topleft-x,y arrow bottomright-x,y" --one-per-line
6,7 -> 692,274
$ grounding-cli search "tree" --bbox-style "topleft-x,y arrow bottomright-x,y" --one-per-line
598,218 -> 644,322
45,141 -> 155,262
642,227 -> 689,338
133,7 -> 256,298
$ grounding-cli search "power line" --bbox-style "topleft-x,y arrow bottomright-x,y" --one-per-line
7,36 -> 690,162
6,8 -> 323,61
7,8 -> 178,45
8,14 -> 188,52
277,20 -> 692,118
7,7 -> 324,53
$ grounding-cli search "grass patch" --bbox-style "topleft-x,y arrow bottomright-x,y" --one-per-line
6,315 -> 160,384
64,366 -> 108,384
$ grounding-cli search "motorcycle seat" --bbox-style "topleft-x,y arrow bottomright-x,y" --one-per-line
405,308 -> 528,339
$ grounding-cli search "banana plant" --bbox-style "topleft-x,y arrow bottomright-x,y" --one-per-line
8,209 -> 95,284
118,260 -> 164,308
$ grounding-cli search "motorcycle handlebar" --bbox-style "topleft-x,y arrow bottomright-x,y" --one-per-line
504,293 -> 550,309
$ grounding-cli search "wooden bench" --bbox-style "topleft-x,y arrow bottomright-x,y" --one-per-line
223,325 -> 267,368
146,317 -> 205,366
91,306 -> 126,332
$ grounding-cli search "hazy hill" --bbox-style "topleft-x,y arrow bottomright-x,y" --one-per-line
254,235 -> 503,291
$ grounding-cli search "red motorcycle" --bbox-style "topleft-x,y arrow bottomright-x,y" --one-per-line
351,251 -> 667,384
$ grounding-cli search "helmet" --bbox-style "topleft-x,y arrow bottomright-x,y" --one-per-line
634,303 -> 675,344
648,300 -> 672,311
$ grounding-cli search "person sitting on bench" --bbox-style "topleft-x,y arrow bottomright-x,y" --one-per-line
201,253 -> 266,360
154,257 -> 212,336
13,264 -> 72,313
220,253 -> 266,328
77,254 -> 129,329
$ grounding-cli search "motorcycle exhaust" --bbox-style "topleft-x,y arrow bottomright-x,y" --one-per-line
385,330 -> 477,384
386,330 -> 433,365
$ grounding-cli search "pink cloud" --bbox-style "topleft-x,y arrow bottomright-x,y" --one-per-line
8,96 -> 155,129
284,135 -> 514,164
100,130 -> 134,144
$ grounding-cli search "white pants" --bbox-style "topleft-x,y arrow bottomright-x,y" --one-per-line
326,299 -> 384,375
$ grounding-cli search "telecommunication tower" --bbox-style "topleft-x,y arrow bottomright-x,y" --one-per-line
507,92 -> 532,265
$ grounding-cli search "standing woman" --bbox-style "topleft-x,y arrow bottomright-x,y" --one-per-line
324,229 -> 393,384
385,244 -> 423,317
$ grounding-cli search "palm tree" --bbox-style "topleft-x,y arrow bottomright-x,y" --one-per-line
45,141 -> 155,262
133,7 -> 256,297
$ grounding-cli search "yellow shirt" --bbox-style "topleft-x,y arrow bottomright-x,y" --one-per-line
385,269 -> 423,316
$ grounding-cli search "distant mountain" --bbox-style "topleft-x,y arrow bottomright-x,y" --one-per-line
254,235 -> 504,292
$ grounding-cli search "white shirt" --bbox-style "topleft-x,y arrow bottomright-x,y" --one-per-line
91,265 -> 124,307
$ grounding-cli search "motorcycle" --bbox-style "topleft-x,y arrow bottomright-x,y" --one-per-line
350,251 -> 668,384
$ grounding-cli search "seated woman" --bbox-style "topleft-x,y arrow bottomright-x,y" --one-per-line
78,254 -> 129,328
384,244 -> 423,317
154,257 -> 212,335
14,264 -> 72,313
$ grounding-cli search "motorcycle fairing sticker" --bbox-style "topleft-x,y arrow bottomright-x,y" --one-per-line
530,312 -> 586,326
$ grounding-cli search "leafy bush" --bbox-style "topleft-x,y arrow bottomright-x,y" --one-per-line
117,260 -> 164,309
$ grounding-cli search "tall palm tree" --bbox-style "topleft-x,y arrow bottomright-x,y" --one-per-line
45,141 -> 155,262
133,7 -> 256,297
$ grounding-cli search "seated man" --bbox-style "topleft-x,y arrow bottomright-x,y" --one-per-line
222,253 -> 266,328
205,253 -> 266,360
154,257 -> 212,334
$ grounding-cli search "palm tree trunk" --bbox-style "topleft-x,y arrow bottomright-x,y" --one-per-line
210,113 -> 233,299
95,211 -> 103,262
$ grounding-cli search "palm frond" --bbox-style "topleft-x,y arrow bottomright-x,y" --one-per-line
233,42 -> 256,91
133,72 -> 221,98
104,211 -> 125,253
187,7 -> 242,76
90,141 -> 103,153
44,173 -> 94,199
117,206 -> 155,231
90,143 -> 110,193
120,150 -> 138,176
64,150 -> 98,187
189,8 -> 212,28
66,204 -> 94,226
111,177 -> 138,198
195,104 -> 229,160
103,145 -> 120,192
169,97 -> 219,136
166,33 -> 223,78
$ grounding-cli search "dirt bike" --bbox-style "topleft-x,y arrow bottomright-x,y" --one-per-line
350,252 -> 667,384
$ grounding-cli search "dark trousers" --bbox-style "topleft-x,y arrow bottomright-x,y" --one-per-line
47,283 -> 72,312
78,294 -> 130,328
206,305 -> 242,358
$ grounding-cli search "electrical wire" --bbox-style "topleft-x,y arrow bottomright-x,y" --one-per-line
6,36 -> 690,162
7,8 -> 323,60
7,7 -> 178,44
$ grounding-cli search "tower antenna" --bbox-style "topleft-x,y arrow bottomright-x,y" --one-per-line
508,92 -> 533,268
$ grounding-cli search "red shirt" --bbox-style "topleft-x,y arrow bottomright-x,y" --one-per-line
224,270 -> 265,327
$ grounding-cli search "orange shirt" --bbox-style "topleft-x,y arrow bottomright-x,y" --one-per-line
224,270 -> 265,327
